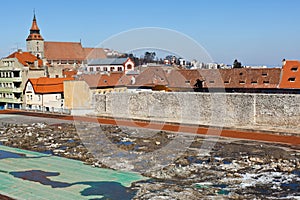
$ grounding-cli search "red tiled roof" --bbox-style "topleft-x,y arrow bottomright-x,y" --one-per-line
279,60 -> 300,89
63,69 -> 77,78
200,68 -> 281,89
83,48 -> 107,59
133,67 -> 170,87
44,42 -> 108,61
44,42 -> 85,61
132,67 -> 281,89
80,72 -> 130,88
28,77 -> 74,94
7,51 -> 43,67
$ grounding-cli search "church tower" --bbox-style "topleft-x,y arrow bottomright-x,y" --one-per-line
26,13 -> 44,59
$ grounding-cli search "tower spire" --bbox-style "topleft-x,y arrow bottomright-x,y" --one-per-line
33,9 -> 36,21
26,11 -> 43,41
26,11 -> 44,58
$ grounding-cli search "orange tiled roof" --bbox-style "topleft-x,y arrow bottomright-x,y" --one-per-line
279,60 -> 300,89
63,69 -> 77,78
7,51 -> 43,67
28,77 -> 74,94
44,42 -> 85,61
80,72 -> 130,88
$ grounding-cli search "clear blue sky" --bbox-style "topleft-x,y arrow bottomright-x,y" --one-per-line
1,0 -> 299,66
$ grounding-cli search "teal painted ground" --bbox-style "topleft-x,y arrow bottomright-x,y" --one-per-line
0,145 -> 147,200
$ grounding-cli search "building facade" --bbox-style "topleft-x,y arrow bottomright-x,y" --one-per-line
0,51 -> 45,109
87,58 -> 135,74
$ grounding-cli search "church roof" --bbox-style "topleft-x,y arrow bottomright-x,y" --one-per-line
44,42 -> 85,61
84,48 -> 107,59
44,42 -> 108,61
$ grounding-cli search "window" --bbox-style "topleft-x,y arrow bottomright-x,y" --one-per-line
251,81 -> 258,84
288,77 -> 296,82
239,72 -> 243,76
224,80 -> 230,84
185,80 -> 190,84
291,67 -> 298,72
90,67 -> 94,72
96,67 -> 100,71
209,80 -> 215,84
117,67 -> 123,71
239,80 -> 245,84
263,80 -> 270,84
262,73 -> 268,77
127,64 -> 132,70
110,67 -> 115,71
103,67 -> 108,71
27,84 -> 33,91
38,95 -> 41,101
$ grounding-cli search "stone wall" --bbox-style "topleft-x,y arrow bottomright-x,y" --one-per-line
94,92 -> 300,130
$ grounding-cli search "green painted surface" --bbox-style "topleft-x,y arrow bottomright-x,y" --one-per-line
0,145 -> 147,200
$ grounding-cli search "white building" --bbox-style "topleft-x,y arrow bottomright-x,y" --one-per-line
87,58 -> 135,74
24,77 -> 73,112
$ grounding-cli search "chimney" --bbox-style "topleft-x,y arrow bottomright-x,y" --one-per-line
282,58 -> 286,67
17,49 -> 22,54
34,60 -> 38,68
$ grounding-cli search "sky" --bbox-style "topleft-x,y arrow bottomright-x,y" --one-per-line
0,0 -> 300,66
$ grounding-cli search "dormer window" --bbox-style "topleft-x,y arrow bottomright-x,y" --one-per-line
288,77 -> 296,82
291,67 -> 298,72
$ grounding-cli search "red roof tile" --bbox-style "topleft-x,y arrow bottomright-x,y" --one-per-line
44,42 -> 85,61
44,42 -> 108,61
279,60 -> 300,89
132,67 -> 281,90
7,51 -> 43,67
80,72 -> 130,88
83,48 -> 107,59
28,77 -> 74,94
133,67 -> 170,87
63,69 -> 77,78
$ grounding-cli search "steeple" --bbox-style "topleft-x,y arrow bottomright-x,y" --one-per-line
26,12 -> 44,41
26,12 -> 45,58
